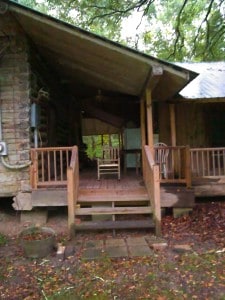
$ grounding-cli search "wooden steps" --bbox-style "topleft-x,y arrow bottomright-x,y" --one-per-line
74,187 -> 153,232
76,206 -> 152,215
74,220 -> 154,231
78,188 -> 149,203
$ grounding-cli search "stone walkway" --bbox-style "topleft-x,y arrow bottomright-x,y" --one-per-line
75,236 -> 168,260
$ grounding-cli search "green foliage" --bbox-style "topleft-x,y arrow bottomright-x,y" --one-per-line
17,0 -> 225,61
83,134 -> 120,159
0,233 -> 7,246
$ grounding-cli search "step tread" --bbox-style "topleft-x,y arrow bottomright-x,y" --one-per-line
74,219 -> 155,230
76,206 -> 152,215
78,188 -> 149,202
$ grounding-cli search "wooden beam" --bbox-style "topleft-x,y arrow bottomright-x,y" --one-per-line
146,88 -> 154,149
140,66 -> 163,98
147,66 -> 163,90
83,103 -> 124,127
169,104 -> 176,146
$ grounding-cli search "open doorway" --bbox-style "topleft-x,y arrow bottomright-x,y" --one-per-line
82,133 -> 121,161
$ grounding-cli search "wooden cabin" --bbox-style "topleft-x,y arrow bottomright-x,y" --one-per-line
0,1 -> 224,236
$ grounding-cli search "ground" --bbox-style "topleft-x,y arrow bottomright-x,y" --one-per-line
0,200 -> 224,300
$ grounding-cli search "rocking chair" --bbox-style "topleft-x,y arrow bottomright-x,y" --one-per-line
97,146 -> 120,180
154,142 -> 169,179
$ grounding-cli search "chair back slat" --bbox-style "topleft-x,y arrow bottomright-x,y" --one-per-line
102,146 -> 119,161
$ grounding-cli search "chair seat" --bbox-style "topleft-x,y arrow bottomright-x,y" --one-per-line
99,163 -> 118,167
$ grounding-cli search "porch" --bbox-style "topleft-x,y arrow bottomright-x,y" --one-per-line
29,145 -> 225,236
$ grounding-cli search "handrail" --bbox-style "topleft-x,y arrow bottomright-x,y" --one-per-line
190,147 -> 225,178
30,146 -> 73,189
154,145 -> 191,187
143,145 -> 161,236
67,146 -> 79,233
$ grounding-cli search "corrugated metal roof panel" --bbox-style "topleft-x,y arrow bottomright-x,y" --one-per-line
177,62 -> 225,99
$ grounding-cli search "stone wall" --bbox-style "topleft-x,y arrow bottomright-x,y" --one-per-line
0,13 -> 31,197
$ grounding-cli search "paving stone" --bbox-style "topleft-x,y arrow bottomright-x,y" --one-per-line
145,236 -> 167,244
173,244 -> 193,253
129,245 -> 153,257
105,246 -> 128,258
82,248 -> 104,260
150,242 -> 168,251
105,238 -> 126,247
84,240 -> 104,249
126,236 -> 148,246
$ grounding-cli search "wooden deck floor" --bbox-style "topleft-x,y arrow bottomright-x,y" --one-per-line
79,169 -> 144,190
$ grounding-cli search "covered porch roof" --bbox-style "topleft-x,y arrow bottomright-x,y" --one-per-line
5,0 -> 196,102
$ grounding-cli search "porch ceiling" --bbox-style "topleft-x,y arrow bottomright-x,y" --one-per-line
8,1 -> 196,101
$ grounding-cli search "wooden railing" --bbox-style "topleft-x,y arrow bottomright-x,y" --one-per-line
30,147 -> 73,189
143,145 -> 161,236
67,146 -> 79,232
190,147 -> 225,178
155,146 -> 191,187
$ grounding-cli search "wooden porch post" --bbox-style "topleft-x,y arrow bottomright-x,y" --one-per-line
140,98 -> 146,147
169,103 -> 176,146
141,98 -> 146,175
146,88 -> 154,150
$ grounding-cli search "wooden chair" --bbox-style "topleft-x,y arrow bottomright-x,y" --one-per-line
97,146 -> 120,180
154,142 -> 169,179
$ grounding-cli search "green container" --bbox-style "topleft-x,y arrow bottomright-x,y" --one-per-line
20,227 -> 56,258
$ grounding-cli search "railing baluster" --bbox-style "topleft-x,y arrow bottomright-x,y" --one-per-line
60,150 -> 63,181
30,147 -> 73,187
47,151 -> 50,181
223,150 -> 225,174
201,150 -> 205,177
66,150 -> 69,167
206,150 -> 209,176
196,151 -> 200,177
218,150 -> 221,176
41,151 -> 44,182
54,150 -> 57,181
190,147 -> 225,178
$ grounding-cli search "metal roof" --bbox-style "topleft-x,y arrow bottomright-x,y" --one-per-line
177,62 -> 225,100
3,0 -> 196,102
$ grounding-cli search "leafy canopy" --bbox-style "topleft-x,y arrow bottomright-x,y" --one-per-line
17,0 -> 225,61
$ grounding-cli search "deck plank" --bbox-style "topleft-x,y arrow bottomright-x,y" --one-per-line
76,206 -> 152,215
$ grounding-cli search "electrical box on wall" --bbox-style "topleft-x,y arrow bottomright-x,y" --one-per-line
0,141 -> 8,156
30,103 -> 40,128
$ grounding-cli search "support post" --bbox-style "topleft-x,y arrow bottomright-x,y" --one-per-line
141,98 -> 146,174
67,167 -> 75,232
185,146 -> 192,188
169,104 -> 176,146
153,164 -> 161,236
146,88 -> 154,150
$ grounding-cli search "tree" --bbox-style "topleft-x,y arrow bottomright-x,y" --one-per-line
18,0 -> 225,61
